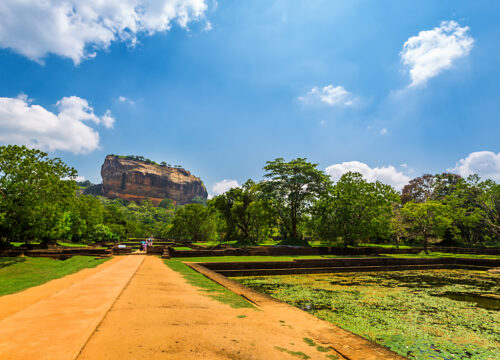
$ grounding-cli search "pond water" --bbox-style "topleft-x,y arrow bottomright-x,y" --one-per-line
233,270 -> 499,360
437,292 -> 500,311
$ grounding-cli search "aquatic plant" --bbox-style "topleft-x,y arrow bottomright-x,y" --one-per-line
235,270 -> 499,360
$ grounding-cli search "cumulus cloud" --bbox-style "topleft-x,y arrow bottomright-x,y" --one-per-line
401,20 -> 474,87
299,85 -> 354,107
0,0 -> 210,64
325,161 -> 410,190
380,128 -> 388,135
211,179 -> 240,196
449,151 -> 500,182
0,94 -> 113,154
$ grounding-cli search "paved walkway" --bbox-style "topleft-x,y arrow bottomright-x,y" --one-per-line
0,256 -> 144,360
0,256 -> 405,360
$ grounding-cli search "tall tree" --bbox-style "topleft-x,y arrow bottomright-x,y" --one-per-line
432,173 -> 462,200
210,179 -> 268,244
0,145 -> 77,244
400,174 -> 435,204
168,204 -> 216,242
390,205 -> 408,249
445,175 -> 500,244
312,172 -> 399,246
70,194 -> 105,242
260,158 -> 330,243
401,200 -> 453,253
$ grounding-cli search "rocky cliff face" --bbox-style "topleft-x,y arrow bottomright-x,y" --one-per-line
101,155 -> 207,205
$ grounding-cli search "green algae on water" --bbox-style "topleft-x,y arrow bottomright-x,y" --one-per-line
234,270 -> 500,360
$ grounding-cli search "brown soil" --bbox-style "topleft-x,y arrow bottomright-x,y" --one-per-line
0,256 -> 144,360
78,257 -> 402,360
0,256 -> 404,360
0,256 -> 122,321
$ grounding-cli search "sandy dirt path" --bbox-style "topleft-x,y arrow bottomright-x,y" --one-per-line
0,255 -> 144,360
78,256 -> 402,360
0,256 -> 123,321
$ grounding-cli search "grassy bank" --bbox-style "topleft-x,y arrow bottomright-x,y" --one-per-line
9,242 -> 89,247
382,252 -> 500,259
172,252 -> 499,263
163,259 -> 253,309
173,255 -> 354,262
0,256 -> 110,296
235,270 -> 500,360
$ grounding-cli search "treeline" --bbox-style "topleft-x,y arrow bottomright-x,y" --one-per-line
0,146 -> 178,245
171,158 -> 499,251
1,146 -> 499,249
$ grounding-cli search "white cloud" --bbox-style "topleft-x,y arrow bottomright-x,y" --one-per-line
118,96 -> 135,105
299,85 -> 354,107
0,94 -> 113,154
211,179 -> 240,196
0,0 -> 210,64
325,161 -> 410,190
401,20 -> 474,87
449,151 -> 500,182
380,128 -> 388,135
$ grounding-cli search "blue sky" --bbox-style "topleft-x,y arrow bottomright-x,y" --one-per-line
0,1 -> 499,195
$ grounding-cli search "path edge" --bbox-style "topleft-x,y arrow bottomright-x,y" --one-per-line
72,256 -> 146,360
185,261 -> 407,360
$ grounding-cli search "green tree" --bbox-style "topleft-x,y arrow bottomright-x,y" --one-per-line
168,204 -> 216,242
89,224 -> 118,243
159,198 -> 175,209
389,205 -> 408,249
311,172 -> 399,247
260,158 -> 330,243
210,179 -> 267,244
69,195 -> 105,243
401,200 -> 453,253
0,145 -> 78,245
444,175 -> 500,245
191,196 -> 207,205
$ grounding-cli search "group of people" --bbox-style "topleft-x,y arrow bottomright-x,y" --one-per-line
141,236 -> 154,252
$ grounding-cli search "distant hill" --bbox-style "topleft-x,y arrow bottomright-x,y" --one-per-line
99,154 -> 207,205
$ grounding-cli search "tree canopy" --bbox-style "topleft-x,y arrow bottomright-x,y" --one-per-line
311,172 -> 399,246
260,158 -> 330,243
1,145 -> 498,249
0,145 -> 78,244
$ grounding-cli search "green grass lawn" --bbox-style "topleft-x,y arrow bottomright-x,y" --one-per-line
192,241 -> 237,247
10,241 -> 89,248
358,243 -> 419,249
163,258 -> 253,308
174,255 -> 370,262
9,242 -> 39,247
57,242 -> 89,247
172,246 -> 193,251
173,252 -> 499,263
0,256 -> 110,296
